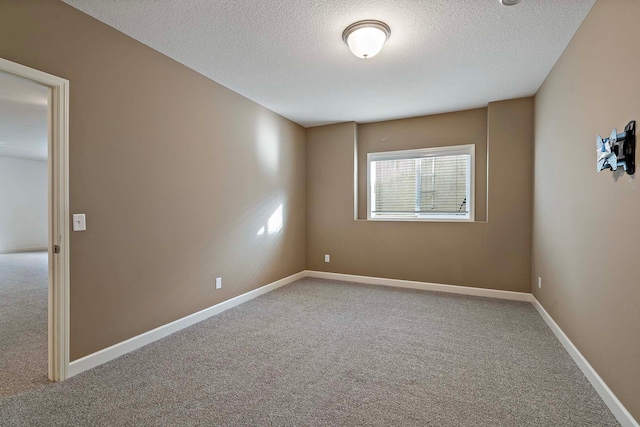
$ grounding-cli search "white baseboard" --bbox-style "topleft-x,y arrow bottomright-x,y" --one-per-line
0,246 -> 48,254
305,270 -> 532,302
531,296 -> 638,427
68,270 -> 306,378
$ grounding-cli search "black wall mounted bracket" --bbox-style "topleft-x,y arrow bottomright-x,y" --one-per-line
597,120 -> 636,175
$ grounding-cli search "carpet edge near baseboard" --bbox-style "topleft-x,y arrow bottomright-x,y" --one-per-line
67,270 -> 637,427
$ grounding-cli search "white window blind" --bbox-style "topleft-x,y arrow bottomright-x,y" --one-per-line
368,145 -> 474,221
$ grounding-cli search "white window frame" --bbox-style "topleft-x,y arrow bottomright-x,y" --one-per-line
367,144 -> 475,222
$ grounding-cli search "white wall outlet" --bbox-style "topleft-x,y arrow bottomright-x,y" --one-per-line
72,214 -> 86,231
216,277 -> 222,289
324,254 -> 330,263
538,277 -> 542,289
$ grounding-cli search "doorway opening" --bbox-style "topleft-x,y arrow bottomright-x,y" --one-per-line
0,58 -> 70,387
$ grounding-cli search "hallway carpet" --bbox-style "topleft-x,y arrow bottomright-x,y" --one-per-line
0,278 -> 618,426
0,251 -> 49,397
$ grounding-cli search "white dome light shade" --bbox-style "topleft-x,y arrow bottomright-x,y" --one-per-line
346,27 -> 387,59
342,20 -> 391,59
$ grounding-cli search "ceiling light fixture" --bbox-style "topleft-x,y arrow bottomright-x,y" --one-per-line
500,0 -> 521,5
342,20 -> 391,59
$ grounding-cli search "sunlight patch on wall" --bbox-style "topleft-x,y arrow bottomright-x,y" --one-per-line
268,204 -> 283,234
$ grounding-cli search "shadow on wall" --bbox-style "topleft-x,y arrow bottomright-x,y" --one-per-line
201,106 -> 295,288
244,110 -> 288,282
207,108 -> 295,289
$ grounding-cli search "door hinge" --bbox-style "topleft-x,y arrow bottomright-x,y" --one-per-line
54,245 -> 60,254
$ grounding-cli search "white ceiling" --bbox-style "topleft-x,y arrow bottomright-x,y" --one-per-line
62,0 -> 595,127
0,71 -> 48,161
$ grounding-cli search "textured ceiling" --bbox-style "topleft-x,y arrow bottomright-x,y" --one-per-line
0,71 -> 48,161
62,0 -> 595,127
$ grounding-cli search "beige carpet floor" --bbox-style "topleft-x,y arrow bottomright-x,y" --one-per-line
0,278 -> 618,426
0,251 -> 49,397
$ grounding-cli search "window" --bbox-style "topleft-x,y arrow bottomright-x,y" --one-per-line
367,145 -> 474,221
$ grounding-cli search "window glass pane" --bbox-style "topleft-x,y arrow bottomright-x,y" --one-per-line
373,158 -> 417,215
370,149 -> 471,219
419,155 -> 468,214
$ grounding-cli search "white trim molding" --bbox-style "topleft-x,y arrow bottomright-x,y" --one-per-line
68,271 -> 306,378
305,270 -> 531,301
0,57 -> 71,382
366,144 -> 475,222
531,296 -> 639,427
0,247 -> 48,255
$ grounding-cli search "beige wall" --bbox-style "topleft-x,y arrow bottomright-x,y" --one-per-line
0,0 -> 306,360
533,0 -> 640,419
307,98 -> 533,292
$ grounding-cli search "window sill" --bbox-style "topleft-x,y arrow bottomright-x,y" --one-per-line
364,217 -> 474,223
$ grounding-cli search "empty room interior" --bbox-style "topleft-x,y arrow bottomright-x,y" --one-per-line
0,70 -> 50,397
0,0 -> 638,426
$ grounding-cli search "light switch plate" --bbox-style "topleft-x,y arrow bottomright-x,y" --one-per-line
216,277 -> 222,289
324,254 -> 330,263
72,214 -> 86,231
